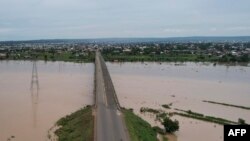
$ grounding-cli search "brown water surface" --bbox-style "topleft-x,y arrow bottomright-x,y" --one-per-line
0,61 -> 94,141
107,62 -> 250,141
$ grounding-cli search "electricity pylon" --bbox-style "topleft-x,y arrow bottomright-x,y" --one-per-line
30,59 -> 39,127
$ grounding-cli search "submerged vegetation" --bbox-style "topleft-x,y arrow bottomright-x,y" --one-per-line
238,118 -> 247,125
139,107 -> 179,134
139,105 -> 248,132
203,100 -> 250,110
162,103 -> 172,109
173,108 -> 240,125
140,107 -> 162,114
55,106 -> 94,141
122,108 -> 158,141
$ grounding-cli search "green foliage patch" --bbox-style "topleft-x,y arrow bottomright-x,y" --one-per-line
55,106 -> 94,141
122,108 -> 158,141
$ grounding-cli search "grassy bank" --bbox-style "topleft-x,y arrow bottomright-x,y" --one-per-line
122,108 -> 158,141
55,106 -> 94,141
203,100 -> 250,110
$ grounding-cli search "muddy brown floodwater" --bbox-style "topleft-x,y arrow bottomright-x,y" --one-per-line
0,61 -> 94,141
107,62 -> 250,141
1,61 -> 249,141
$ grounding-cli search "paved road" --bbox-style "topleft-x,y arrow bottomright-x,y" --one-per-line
95,51 -> 130,141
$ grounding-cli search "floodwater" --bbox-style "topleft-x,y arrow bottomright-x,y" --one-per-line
107,62 -> 250,141
0,61 -> 94,141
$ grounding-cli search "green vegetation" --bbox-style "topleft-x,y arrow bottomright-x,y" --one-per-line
7,51 -> 95,62
162,103 -> 172,109
203,100 -> 250,110
2,40 -> 250,63
140,107 -> 161,114
103,54 -> 221,62
152,126 -> 165,135
139,107 -> 179,133
173,108 -> 238,125
238,118 -> 247,125
122,108 -> 158,141
102,42 -> 250,63
102,52 -> 250,63
175,108 -> 204,117
162,117 -> 179,133
156,112 -> 168,122
55,106 -> 94,141
139,107 -> 179,135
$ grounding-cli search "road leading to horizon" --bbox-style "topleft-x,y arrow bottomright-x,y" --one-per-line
95,51 -> 130,141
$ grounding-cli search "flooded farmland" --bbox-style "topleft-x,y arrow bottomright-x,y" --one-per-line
107,62 -> 250,141
0,61 -> 94,141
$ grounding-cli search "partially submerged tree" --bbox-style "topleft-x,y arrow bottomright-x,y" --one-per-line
162,117 -> 179,133
238,118 -> 246,125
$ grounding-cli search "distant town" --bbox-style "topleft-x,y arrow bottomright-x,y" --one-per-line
0,37 -> 250,63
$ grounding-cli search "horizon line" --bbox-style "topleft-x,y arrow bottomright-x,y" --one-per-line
1,35 -> 250,42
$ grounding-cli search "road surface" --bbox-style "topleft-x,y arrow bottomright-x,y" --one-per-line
95,51 -> 130,141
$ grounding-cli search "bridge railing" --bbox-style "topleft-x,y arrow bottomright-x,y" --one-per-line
96,51 -> 121,110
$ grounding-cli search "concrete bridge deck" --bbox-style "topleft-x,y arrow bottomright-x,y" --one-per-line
94,51 -> 130,141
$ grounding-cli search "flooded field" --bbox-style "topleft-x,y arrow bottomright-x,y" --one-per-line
0,61 -> 94,141
107,62 -> 250,141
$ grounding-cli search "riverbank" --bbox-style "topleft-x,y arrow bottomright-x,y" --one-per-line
103,54 -> 250,63
1,52 -> 95,62
49,106 -> 94,141
122,108 -> 158,141
48,107 -> 162,141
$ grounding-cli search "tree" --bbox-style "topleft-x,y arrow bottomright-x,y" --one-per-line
44,54 -> 48,61
162,117 -> 179,133
238,118 -> 246,125
239,54 -> 249,62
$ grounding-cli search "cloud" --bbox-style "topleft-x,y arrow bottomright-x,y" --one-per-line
210,27 -> 217,32
163,28 -> 184,33
0,0 -> 250,40
0,27 -> 14,33
226,26 -> 250,31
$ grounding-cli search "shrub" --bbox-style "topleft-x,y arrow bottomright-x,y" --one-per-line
238,118 -> 246,125
162,117 -> 179,133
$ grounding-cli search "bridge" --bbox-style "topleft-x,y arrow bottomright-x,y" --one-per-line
94,51 -> 130,141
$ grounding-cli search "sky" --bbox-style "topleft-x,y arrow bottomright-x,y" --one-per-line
0,0 -> 250,41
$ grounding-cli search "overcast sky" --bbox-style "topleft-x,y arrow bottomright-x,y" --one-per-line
0,0 -> 250,41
